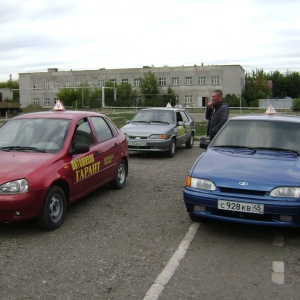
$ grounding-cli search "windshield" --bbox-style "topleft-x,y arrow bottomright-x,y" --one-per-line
212,119 -> 300,153
0,118 -> 71,154
132,110 -> 175,124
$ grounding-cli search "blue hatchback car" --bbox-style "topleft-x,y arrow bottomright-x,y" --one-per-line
184,114 -> 300,228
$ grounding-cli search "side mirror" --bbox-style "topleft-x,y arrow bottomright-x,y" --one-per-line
125,120 -> 130,124
70,143 -> 90,155
177,121 -> 185,126
199,137 -> 210,149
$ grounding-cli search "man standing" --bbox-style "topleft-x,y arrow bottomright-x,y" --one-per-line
205,90 -> 229,141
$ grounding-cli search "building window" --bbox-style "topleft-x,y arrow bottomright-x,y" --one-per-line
171,77 -> 179,85
33,98 -> 39,104
33,83 -> 39,89
185,77 -> 192,85
76,80 -> 81,87
212,76 -> 220,84
88,80 -> 94,87
65,81 -> 70,87
134,78 -> 140,86
44,98 -> 50,106
45,82 -> 49,89
198,76 -> 205,85
99,79 -> 105,87
54,97 -> 59,103
122,79 -> 128,85
110,79 -> 117,85
159,77 -> 166,86
185,95 -> 193,103
54,81 -> 60,88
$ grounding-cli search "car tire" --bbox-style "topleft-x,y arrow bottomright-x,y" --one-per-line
37,186 -> 67,230
188,211 -> 205,223
185,133 -> 194,149
166,138 -> 176,158
110,159 -> 127,189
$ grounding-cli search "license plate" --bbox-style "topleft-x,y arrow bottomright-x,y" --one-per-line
128,141 -> 146,146
218,200 -> 264,214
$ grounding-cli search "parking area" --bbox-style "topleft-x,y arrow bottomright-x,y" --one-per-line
1,144 -> 300,299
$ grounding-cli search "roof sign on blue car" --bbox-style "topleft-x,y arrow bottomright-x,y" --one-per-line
265,104 -> 277,115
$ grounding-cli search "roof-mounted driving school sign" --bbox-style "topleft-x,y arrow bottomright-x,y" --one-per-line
265,104 -> 277,115
52,100 -> 65,111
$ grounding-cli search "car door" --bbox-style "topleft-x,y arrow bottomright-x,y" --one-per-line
70,117 -> 101,198
89,116 -> 119,184
181,110 -> 194,142
176,111 -> 187,145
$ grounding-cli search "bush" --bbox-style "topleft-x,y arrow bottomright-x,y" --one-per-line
292,98 -> 300,111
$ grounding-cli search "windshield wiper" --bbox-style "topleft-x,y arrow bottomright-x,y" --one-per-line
0,146 -> 46,153
213,145 -> 255,151
132,120 -> 150,124
254,147 -> 299,156
149,121 -> 169,124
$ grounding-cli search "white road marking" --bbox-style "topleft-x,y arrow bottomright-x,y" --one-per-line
272,261 -> 285,284
143,222 -> 200,300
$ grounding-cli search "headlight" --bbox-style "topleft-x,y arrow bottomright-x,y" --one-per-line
124,133 -> 129,139
0,179 -> 28,193
149,134 -> 167,140
185,176 -> 216,190
270,187 -> 300,198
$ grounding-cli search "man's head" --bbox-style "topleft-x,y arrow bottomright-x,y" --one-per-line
211,90 -> 223,104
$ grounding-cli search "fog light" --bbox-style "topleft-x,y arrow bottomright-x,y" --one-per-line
14,211 -> 21,216
194,205 -> 206,212
279,215 -> 292,222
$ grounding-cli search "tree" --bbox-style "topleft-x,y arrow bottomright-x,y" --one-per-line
163,86 -> 177,107
0,79 -> 19,101
115,83 -> 136,107
57,84 -> 92,108
139,71 -> 160,106
225,94 -> 247,107
243,69 -> 270,107
285,71 -> 300,98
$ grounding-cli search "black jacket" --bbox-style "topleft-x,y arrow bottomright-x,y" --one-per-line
205,100 -> 229,140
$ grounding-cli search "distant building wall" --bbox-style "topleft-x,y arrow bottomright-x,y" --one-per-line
259,98 -> 293,109
19,64 -> 245,108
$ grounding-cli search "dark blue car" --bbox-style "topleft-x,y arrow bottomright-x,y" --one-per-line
184,114 -> 300,228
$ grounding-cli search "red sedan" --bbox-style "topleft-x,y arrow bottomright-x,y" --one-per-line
0,105 -> 128,230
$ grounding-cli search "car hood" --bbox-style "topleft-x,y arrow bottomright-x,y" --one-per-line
0,152 -> 56,184
121,123 -> 173,136
191,149 -> 300,190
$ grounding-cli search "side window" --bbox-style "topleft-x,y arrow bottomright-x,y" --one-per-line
183,111 -> 193,122
72,118 -> 94,146
176,112 -> 183,122
103,117 -> 118,136
90,117 -> 113,143
180,111 -> 189,122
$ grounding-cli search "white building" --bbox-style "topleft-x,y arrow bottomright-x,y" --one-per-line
19,64 -> 245,108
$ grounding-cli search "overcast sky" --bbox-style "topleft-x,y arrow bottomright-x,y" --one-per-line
1,0 -> 300,82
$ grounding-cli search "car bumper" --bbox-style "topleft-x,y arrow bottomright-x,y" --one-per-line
127,139 -> 171,152
0,189 -> 48,222
183,187 -> 300,228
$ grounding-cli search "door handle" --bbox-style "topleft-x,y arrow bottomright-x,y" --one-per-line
94,150 -> 101,156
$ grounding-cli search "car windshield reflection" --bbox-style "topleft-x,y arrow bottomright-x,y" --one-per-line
131,110 -> 175,124
0,118 -> 71,153
212,119 -> 300,153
